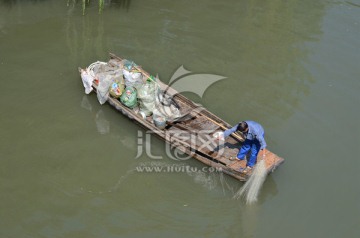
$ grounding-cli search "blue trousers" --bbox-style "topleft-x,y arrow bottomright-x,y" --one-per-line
237,139 -> 261,167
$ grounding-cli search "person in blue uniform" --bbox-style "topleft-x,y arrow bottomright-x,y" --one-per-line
223,121 -> 266,172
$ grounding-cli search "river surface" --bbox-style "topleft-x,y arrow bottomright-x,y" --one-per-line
0,0 -> 359,237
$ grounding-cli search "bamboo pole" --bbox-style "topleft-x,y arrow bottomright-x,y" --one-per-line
205,116 -> 244,142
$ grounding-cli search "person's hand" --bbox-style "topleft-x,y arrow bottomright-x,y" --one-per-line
262,149 -> 266,159
213,132 -> 224,141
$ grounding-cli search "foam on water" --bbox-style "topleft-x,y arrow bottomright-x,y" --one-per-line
233,159 -> 267,204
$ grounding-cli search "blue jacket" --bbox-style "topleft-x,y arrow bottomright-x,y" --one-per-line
223,121 -> 267,149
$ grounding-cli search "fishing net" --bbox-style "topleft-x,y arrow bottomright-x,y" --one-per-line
233,159 -> 267,204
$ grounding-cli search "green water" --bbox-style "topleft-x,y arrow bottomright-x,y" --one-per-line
0,0 -> 359,237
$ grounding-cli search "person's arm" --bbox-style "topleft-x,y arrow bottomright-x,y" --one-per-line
258,134 -> 267,150
223,124 -> 238,138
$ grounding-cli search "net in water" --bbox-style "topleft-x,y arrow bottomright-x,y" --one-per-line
233,159 -> 267,204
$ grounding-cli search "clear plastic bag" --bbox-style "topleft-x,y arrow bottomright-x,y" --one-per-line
138,80 -> 157,116
97,74 -> 113,105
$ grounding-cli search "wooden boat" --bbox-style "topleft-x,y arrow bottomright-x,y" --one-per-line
79,53 -> 284,181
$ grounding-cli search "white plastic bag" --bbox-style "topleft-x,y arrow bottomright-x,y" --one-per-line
80,69 -> 94,94
123,69 -> 143,88
213,131 -> 224,141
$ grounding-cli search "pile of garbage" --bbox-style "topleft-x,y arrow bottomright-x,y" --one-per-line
80,59 -> 181,129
